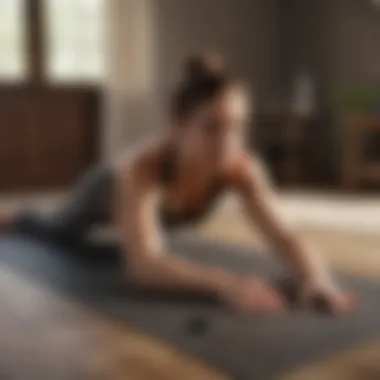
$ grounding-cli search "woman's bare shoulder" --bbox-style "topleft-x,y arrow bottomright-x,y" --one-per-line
115,135 -> 170,183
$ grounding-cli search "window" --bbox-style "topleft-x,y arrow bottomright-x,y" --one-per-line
0,0 -> 27,81
0,0 -> 105,84
44,0 -> 105,83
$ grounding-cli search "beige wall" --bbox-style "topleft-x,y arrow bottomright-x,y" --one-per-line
102,0 -> 157,160
278,0 -> 380,108
103,0 -> 278,160
153,0 -> 278,110
324,0 -> 380,100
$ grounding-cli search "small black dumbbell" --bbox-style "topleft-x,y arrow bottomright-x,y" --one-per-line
275,277 -> 330,313
186,316 -> 209,337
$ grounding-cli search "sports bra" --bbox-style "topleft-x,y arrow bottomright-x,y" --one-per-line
158,145 -> 227,228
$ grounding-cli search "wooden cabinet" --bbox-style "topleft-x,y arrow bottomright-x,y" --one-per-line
341,114 -> 380,190
253,111 -> 313,186
0,87 -> 100,192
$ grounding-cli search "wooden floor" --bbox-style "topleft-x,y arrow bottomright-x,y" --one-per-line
0,267 -> 230,380
1,197 -> 380,379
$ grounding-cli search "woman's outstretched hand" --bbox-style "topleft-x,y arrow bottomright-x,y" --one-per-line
217,273 -> 356,316
219,275 -> 285,315
298,279 -> 357,315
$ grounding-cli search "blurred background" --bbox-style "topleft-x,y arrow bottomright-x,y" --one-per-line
1,1 -> 380,379
1,0 -> 380,193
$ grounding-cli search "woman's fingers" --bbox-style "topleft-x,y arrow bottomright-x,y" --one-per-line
299,284 -> 357,316
245,279 -> 285,313
224,276 -> 357,317
331,292 -> 357,316
228,277 -> 285,315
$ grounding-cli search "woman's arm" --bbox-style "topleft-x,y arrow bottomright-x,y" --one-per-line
115,150 -> 283,314
117,154 -> 234,295
233,156 -> 330,285
233,154 -> 355,313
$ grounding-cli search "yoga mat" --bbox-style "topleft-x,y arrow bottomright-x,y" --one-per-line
0,232 -> 379,380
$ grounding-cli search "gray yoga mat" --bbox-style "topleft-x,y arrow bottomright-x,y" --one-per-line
0,232 -> 379,380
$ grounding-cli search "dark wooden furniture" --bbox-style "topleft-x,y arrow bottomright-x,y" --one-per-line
0,87 -> 100,192
254,111 -> 312,186
341,114 -> 380,190
0,0 -> 101,193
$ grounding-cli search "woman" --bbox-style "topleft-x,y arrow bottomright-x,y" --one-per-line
2,53 -> 354,315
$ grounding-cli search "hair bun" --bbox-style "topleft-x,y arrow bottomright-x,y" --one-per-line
183,52 -> 226,82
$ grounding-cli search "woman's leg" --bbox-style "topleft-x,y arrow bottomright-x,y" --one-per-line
50,165 -> 114,239
5,165 -> 115,243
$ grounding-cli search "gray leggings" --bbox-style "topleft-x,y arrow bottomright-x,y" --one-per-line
13,165 -> 115,242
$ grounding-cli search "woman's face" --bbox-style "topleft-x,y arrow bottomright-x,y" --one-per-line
180,87 -> 250,170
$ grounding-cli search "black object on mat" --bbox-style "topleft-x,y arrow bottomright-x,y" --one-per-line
0,233 -> 379,380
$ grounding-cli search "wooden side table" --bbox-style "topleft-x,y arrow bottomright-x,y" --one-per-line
282,113 -> 312,185
341,114 -> 380,190
254,111 -> 312,186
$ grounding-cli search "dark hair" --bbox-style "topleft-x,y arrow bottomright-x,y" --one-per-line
171,53 -> 238,121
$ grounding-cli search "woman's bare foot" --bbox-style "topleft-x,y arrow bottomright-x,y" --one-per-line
220,275 -> 285,315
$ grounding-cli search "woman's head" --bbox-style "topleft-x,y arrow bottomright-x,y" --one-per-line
171,53 -> 250,169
